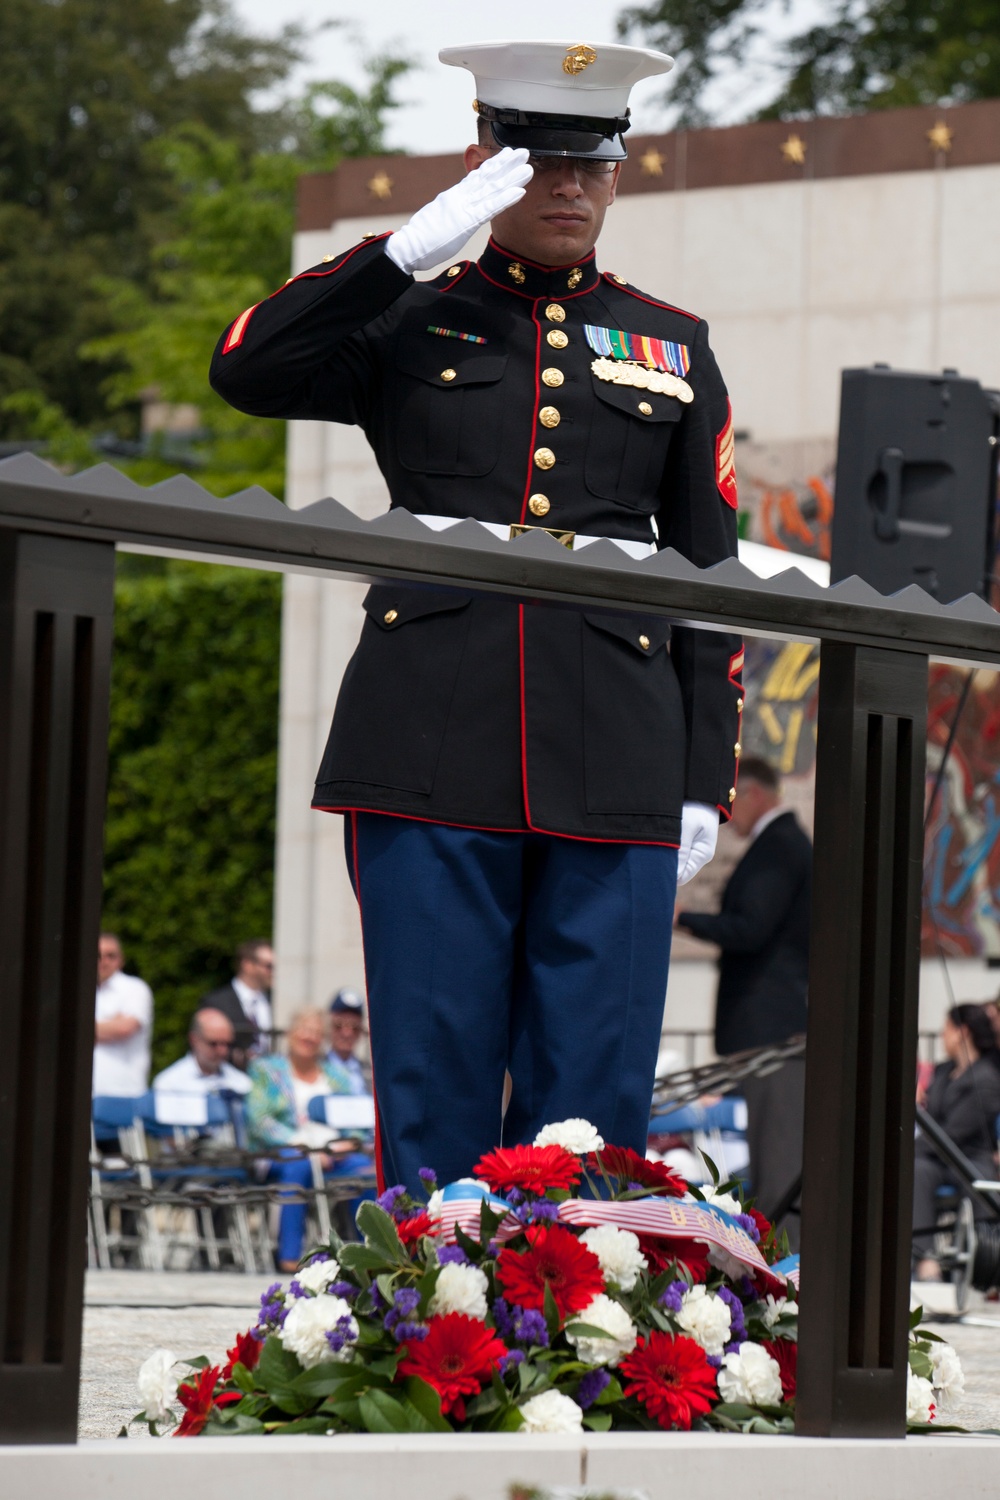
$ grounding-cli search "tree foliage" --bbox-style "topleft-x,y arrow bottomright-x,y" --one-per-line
105,561 -> 281,1072
618,0 -> 1000,123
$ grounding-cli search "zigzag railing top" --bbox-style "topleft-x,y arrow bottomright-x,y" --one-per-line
1,452 -> 999,664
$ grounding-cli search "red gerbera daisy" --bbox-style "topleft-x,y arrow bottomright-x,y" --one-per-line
474,1143 -> 581,1196
620,1332 -> 718,1430
638,1234 -> 710,1283
762,1338 -> 797,1401
222,1329 -> 261,1380
397,1312 -> 507,1421
590,1145 -> 686,1197
175,1364 -> 221,1437
746,1207 -> 775,1256
495,1223 -> 605,1320
397,1212 -> 439,1245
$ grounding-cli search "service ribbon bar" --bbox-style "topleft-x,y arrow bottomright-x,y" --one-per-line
427,325 -> 488,344
557,1197 -> 790,1292
583,325 -> 690,377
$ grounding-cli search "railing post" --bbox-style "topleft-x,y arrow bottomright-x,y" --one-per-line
0,532 -> 115,1442
795,642 -> 926,1436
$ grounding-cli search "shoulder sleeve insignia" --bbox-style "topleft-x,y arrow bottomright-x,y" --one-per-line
716,401 -> 738,509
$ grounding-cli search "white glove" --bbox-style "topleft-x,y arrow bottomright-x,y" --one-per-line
677,802 -> 719,886
385,147 -> 533,274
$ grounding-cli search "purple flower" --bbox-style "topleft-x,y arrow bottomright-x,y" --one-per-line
307,1252 -> 331,1264
418,1167 -> 438,1188
734,1212 -> 761,1243
739,1276 -> 755,1299
507,1188 -> 526,1206
527,1198 -> 559,1224
724,1340 -> 744,1355
627,1181 -> 645,1193
376,1184 -> 408,1217
437,1244 -> 469,1266
288,1279 -> 305,1299
500,1349 -> 525,1375
577,1367 -> 611,1409
385,1287 -> 425,1343
395,1321 -> 430,1343
369,1283 -> 387,1314
707,1354 -> 723,1369
254,1281 -> 287,1336
717,1285 -> 747,1344
658,1280 -> 687,1313
325,1314 -> 358,1355
515,1309 -> 549,1348
329,1280 -> 356,1299
492,1298 -> 516,1339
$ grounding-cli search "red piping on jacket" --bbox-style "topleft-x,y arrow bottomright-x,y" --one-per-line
316,803 -> 680,849
350,810 -> 385,1194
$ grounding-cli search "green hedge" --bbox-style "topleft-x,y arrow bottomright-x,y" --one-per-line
103,559 -> 281,1075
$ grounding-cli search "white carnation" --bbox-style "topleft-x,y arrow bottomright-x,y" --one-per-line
761,1295 -> 798,1329
519,1389 -> 585,1433
427,1189 -> 444,1214
533,1118 -> 605,1154
580,1225 -> 648,1292
281,1294 -> 357,1370
717,1343 -> 783,1407
706,1244 -> 751,1281
906,1370 -> 935,1424
929,1343 -> 964,1409
674,1284 -> 732,1358
428,1261 -> 489,1321
701,1189 -> 742,1217
137,1348 -> 178,1424
565,1293 -> 637,1367
292,1256 -> 341,1295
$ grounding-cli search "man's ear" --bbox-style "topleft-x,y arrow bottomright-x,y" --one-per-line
607,162 -> 622,205
464,143 -> 491,174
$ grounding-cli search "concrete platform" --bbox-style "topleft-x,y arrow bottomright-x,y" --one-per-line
2,1431 -> 1000,1500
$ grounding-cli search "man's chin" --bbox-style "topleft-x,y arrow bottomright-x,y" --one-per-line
527,226 -> 595,266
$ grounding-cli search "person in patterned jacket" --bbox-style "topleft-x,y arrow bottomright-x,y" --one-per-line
211,40 -> 744,1193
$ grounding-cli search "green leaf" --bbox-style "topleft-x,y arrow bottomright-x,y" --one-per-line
908,1348 -> 934,1381
204,1412 -> 268,1436
479,1200 -> 505,1240
909,1305 -> 924,1330
403,1378 -> 452,1432
180,1355 -> 211,1370
339,1243 -> 396,1274
321,1397 -> 362,1426
357,1202 -> 409,1262
229,1361 -> 256,1395
376,1271 -> 401,1308
543,1282 -> 563,1342
416,1266 -> 441,1317
583,1409 -> 612,1431
257,1335 -> 302,1388
368,1351 -> 404,1379
699,1150 -> 720,1185
359,1389 -> 414,1433
455,1224 -> 482,1262
269,1416 -> 334,1435
564,1321 -> 614,1341
292,1363 -> 365,1398
595,1375 -> 623,1405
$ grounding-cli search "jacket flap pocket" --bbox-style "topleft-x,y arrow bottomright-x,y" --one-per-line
584,610 -> 671,655
363,583 -> 472,631
591,378 -> 683,423
397,336 -> 508,387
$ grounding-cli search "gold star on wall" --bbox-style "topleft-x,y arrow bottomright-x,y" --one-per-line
927,121 -> 954,153
640,148 -> 665,177
367,171 -> 394,201
780,134 -> 807,166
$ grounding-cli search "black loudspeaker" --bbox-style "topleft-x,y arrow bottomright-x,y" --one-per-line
830,366 -> 1000,602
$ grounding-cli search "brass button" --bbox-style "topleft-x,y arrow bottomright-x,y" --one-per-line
528,494 -> 551,517
736,697 -> 744,711
542,368 -> 564,388
321,254 -> 336,263
384,609 -> 398,625
538,406 -> 561,429
441,368 -> 457,382
638,401 -> 653,416
735,742 -> 742,757
729,787 -> 737,803
611,273 -> 626,285
545,303 -> 566,323
533,447 -> 556,471
639,635 -> 650,650
446,265 -> 462,277
546,329 -> 569,349
362,232 -> 377,241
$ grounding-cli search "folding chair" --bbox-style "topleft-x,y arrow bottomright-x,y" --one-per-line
91,1094 -> 164,1270
306,1094 -> 377,1241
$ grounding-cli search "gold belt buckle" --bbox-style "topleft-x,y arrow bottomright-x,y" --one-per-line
508,523 -> 576,549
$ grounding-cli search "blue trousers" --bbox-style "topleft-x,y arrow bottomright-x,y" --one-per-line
347,813 -> 678,1193
267,1149 -> 374,1263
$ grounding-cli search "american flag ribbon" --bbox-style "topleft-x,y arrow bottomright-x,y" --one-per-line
583,325 -> 690,377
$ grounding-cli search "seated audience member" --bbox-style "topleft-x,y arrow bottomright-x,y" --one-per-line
247,1009 -> 374,1270
913,1002 -> 1000,1280
328,988 -> 371,1096
196,938 -> 274,1071
152,1008 -> 251,1097
93,932 -> 153,1098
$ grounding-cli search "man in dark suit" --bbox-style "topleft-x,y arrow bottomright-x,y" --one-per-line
676,758 -> 811,1248
195,938 -> 274,1071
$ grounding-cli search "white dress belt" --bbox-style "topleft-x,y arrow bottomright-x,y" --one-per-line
413,513 -> 657,561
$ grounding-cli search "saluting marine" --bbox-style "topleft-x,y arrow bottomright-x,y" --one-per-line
211,40 -> 744,1192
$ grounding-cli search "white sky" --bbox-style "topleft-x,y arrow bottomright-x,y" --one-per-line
230,0 -> 831,155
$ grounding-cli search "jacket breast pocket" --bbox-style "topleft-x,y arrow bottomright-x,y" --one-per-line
318,584 -> 473,795
584,378 -> 682,511
394,336 -> 508,477
582,611 -> 685,817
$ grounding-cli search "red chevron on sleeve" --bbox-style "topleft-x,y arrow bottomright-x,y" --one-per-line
716,401 -> 738,509
221,303 -> 259,355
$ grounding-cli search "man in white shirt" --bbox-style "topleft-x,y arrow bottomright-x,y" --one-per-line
152,1008 -> 252,1097
93,933 -> 153,1097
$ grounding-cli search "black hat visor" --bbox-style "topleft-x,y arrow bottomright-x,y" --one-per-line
483,106 -> 629,161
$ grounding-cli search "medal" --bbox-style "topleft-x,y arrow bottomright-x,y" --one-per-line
590,356 -> 694,403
